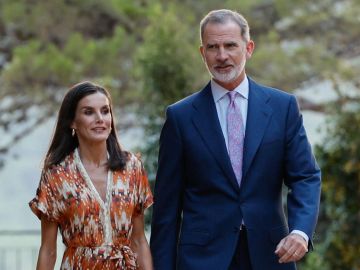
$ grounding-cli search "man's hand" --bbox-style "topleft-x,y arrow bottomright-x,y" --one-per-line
274,233 -> 308,263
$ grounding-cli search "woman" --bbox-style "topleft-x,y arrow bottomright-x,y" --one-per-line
29,81 -> 153,270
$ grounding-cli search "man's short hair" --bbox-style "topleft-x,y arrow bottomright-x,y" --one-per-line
200,9 -> 250,44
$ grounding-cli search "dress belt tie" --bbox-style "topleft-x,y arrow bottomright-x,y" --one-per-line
66,245 -> 137,269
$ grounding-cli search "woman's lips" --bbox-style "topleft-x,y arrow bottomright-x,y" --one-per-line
92,127 -> 106,132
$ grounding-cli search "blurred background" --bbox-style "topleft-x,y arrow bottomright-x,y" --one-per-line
0,0 -> 359,269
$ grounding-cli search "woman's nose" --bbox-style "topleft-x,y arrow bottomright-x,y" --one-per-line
95,112 -> 103,122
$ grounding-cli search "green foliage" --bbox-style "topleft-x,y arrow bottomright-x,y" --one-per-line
109,0 -> 149,17
298,250 -> 330,270
306,104 -> 360,269
1,40 -> 75,97
0,0 -> 142,101
1,26 -> 135,102
249,31 -> 345,90
134,4 -> 203,178
1,0 -> 118,42
244,0 -> 360,91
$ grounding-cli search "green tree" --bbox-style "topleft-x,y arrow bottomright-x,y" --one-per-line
134,4 -> 203,179
304,103 -> 360,270
0,0 -> 146,165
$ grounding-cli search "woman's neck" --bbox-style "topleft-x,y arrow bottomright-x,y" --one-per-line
77,143 -> 108,168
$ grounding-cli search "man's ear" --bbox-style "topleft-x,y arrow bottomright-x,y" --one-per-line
199,45 -> 206,62
246,40 -> 255,59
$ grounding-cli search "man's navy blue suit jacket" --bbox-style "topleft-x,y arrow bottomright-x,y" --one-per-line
150,78 -> 321,270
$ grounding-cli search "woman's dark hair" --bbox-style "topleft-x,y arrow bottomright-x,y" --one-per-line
44,81 -> 128,171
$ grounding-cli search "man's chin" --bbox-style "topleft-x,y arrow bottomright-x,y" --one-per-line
212,75 -> 236,84
211,70 -> 237,82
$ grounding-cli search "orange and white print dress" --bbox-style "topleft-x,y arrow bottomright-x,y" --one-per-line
29,149 -> 153,269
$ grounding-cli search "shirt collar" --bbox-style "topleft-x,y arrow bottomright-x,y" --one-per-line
211,76 -> 249,103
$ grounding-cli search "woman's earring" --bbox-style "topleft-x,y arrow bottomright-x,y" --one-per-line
72,128 -> 76,137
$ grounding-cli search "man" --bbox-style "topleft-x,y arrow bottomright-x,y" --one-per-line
150,9 -> 321,270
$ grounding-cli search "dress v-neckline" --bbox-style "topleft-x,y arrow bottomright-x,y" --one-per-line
74,148 -> 113,244
74,148 -> 112,208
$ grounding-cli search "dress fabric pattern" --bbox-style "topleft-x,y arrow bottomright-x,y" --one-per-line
29,149 -> 153,269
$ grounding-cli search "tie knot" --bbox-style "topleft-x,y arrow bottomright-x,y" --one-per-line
227,91 -> 237,103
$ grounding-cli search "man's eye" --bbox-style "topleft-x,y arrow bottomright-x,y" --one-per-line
226,43 -> 237,48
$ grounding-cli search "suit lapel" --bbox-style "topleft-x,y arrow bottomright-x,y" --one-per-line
242,78 -> 273,179
191,83 -> 239,190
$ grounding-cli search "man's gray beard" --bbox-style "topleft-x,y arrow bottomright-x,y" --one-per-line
208,66 -> 241,84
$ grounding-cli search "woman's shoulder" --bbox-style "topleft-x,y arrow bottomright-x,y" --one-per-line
112,152 -> 143,180
111,151 -> 144,174
42,152 -> 75,176
125,152 -> 144,168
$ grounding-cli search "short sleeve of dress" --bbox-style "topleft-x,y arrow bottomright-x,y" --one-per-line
29,169 -> 61,223
133,158 -> 153,217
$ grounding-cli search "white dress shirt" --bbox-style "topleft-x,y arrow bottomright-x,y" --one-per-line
210,77 -> 309,244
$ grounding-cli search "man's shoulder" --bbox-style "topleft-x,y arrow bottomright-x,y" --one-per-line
249,78 -> 294,101
171,91 -> 199,107
168,84 -> 209,111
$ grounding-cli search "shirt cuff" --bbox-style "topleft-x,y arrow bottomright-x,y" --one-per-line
291,230 -> 309,244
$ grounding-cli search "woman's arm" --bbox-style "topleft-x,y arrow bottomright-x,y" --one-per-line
130,214 -> 153,270
36,217 -> 58,270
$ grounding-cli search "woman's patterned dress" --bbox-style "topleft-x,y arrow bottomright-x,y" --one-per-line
29,149 -> 153,269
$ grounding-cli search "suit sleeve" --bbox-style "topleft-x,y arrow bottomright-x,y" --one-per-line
150,106 -> 184,269
284,95 -> 321,248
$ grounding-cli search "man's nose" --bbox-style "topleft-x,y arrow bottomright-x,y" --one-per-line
216,47 -> 228,61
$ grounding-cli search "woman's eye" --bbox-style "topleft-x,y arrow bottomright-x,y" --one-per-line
84,110 -> 92,115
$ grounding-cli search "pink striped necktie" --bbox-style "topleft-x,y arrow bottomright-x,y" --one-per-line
227,91 -> 245,186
